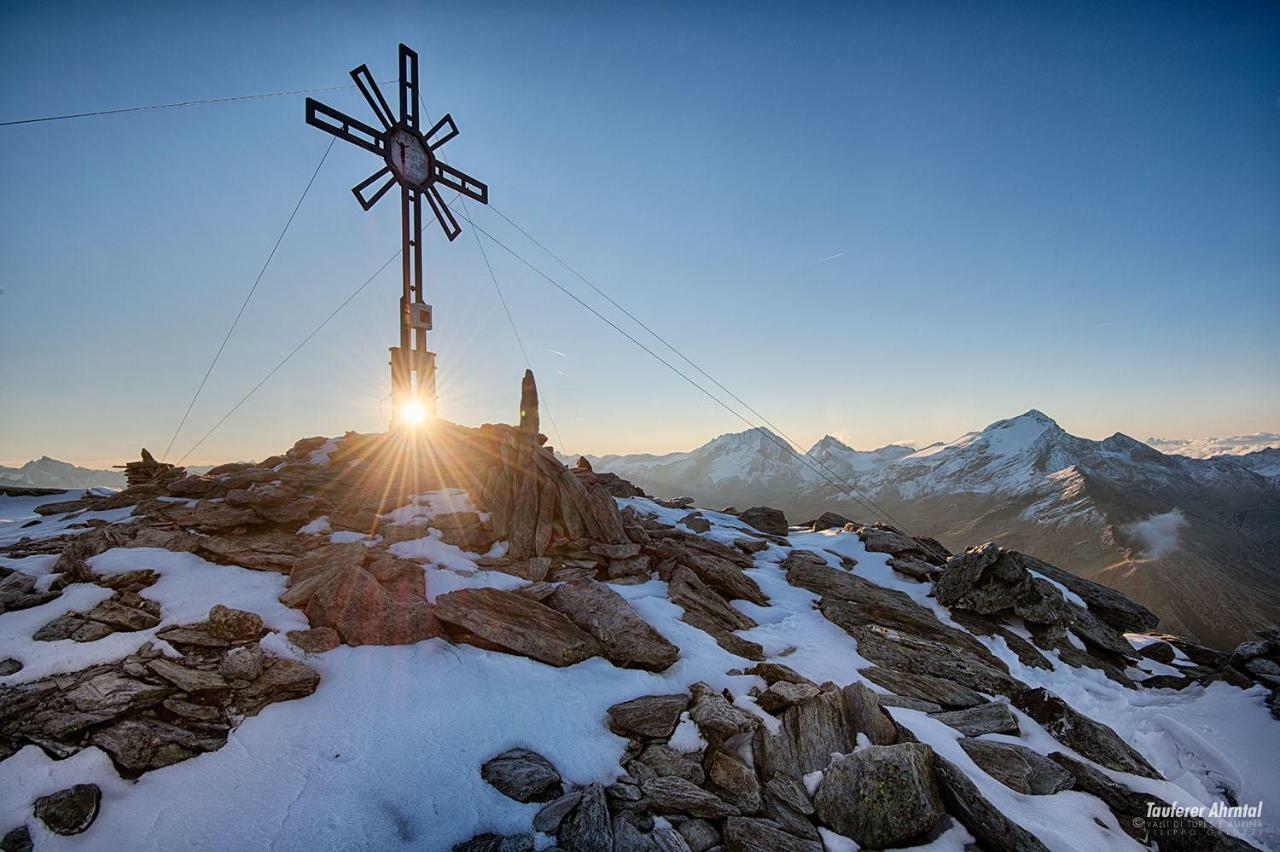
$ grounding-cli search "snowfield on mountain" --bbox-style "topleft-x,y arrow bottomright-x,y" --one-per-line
1,419 -> 1278,851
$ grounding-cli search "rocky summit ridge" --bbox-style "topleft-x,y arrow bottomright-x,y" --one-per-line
0,375 -> 1278,850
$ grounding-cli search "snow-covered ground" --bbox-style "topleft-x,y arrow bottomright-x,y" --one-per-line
1,493 -> 1276,850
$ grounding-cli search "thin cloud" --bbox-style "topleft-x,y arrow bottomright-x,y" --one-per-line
547,348 -> 568,358
811,251 -> 846,265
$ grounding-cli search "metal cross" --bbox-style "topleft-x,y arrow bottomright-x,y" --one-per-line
305,44 -> 488,424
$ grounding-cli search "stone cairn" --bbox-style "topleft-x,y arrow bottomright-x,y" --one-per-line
476,370 -> 630,560
114,449 -> 186,491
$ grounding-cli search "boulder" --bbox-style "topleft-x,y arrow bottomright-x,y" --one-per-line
959,738 -> 1075,795
752,684 -> 853,778
639,776 -> 739,818
558,783 -> 612,852
147,658 -> 229,693
668,566 -> 755,633
606,694 -> 690,739
219,645 -> 264,681
533,790 -> 582,834
481,748 -> 564,803
680,513 -> 711,534
33,784 -> 101,835
1022,553 -> 1158,633
930,701 -> 1020,737
757,681 -> 820,714
546,580 -> 678,672
1013,688 -> 1159,778
856,524 -> 951,564
851,627 -> 1023,698
206,604 -> 264,641
935,543 -> 1070,625
761,773 -> 820,840
632,743 -> 705,785
306,566 -> 444,646
706,747 -> 761,813
0,826 -> 32,852
722,817 -> 821,852
689,682 -> 759,739
435,588 -> 601,666
675,818 -> 720,852
812,743 -> 944,848
90,717 -> 225,773
934,757 -> 1050,852
233,657 -> 320,717
738,507 -> 788,536
287,627 -> 342,653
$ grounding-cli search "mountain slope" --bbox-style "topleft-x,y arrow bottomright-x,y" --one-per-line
0,457 -> 124,490
583,411 -> 1280,649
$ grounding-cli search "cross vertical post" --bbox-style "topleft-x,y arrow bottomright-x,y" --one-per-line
305,42 -> 488,428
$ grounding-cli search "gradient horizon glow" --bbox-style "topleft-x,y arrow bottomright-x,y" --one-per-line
1,1 -> 1277,468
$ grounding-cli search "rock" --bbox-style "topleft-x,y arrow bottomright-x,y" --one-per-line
0,826 -> 32,852
0,659 -> 21,676
634,743 -> 705,784
668,566 -> 755,633
737,506 -> 788,536
812,743 -> 944,848
533,790 -> 582,834
839,681 -> 898,745
607,694 -> 689,739
930,701 -> 1020,737
706,747 -> 761,813
856,524 -> 951,565
745,661 -> 815,687
233,657 -> 320,717
675,818 -> 720,852
287,627 -> 342,653
90,717 -> 224,773
82,595 -> 159,631
33,784 -> 101,835
207,604 -> 264,641
435,588 -> 601,666
147,658 -> 229,692
290,542 -> 369,586
640,776 -> 739,818
307,566 -> 444,646
33,613 -> 114,643
752,684 -> 853,778
721,817 -> 821,852
958,738 -> 1075,795
1022,553 -> 1158,633
546,580 -> 679,672
1138,640 -> 1177,665
949,610 -> 1054,670
679,513 -> 711,534
1048,752 -> 1255,851
877,694 -> 943,713
806,511 -> 853,531
761,773 -> 820,840
733,538 -> 769,554
934,757 -> 1050,852
558,782 -> 612,852
849,626 -> 1022,697
162,698 -> 222,722
757,681 -> 820,714
452,833 -> 534,852
481,748 -> 564,803
1013,688 -> 1159,778
935,543 -> 1070,624
219,645 -> 264,681
688,682 -> 759,740
155,625 -> 228,648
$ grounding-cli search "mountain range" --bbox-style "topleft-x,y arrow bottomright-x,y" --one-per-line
575,411 -> 1280,649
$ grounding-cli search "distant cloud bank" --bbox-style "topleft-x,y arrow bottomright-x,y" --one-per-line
1146,433 -> 1280,459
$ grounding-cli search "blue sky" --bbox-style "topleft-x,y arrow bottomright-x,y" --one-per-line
1,1 -> 1277,466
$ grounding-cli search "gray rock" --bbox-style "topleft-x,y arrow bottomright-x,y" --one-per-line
761,772 -> 821,841
607,694 -> 689,739
640,776 -> 739,818
931,701 -> 1020,737
935,543 -> 1071,626
839,681 -> 897,745
959,738 -> 1075,795
147,658 -> 228,693
1013,688 -> 1159,778
877,693 -> 943,713
219,645 -> 264,681
757,681 -> 819,714
744,662 -> 814,687
558,783 -> 612,852
1022,553 -> 1158,634
32,613 -> 114,643
481,748 -> 563,803
934,756 -> 1050,852
689,682 -> 759,739
812,743 -> 944,848
0,659 -> 22,676
738,507 -> 789,537
752,684 -> 853,778
83,598 -> 160,632
680,514 -> 711,534
721,817 -> 821,852
546,580 -> 679,672
634,743 -> 704,785
452,833 -> 534,852
232,657 -> 320,717
90,717 -> 225,773
33,784 -> 100,835
851,627 -> 1022,698
0,826 -> 32,852
676,819 -> 720,852
533,790 -> 582,834
706,747 -> 761,813
1138,640 -> 1177,664
668,567 -> 755,633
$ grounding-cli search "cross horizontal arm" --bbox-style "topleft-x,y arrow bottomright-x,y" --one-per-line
305,98 -> 384,157
352,165 -> 395,211
433,161 -> 488,204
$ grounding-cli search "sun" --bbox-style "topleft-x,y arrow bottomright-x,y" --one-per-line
398,398 -> 429,428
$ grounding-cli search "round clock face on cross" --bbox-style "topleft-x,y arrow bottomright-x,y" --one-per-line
386,126 -> 432,187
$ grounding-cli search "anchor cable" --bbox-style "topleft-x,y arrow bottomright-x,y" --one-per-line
161,137 -> 335,462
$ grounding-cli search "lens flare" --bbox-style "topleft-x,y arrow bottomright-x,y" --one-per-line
399,399 -> 429,428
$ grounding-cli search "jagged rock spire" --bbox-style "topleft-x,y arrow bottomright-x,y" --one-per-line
520,369 -> 540,436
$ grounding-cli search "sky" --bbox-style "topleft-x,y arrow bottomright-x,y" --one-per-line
1,0 -> 1278,467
